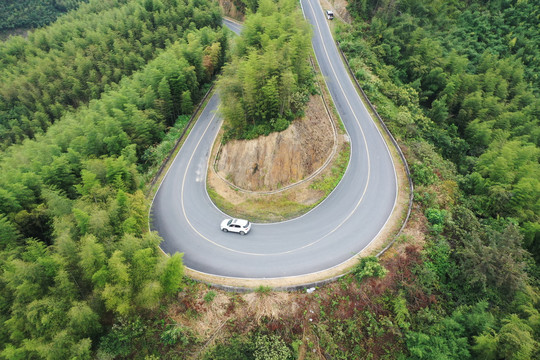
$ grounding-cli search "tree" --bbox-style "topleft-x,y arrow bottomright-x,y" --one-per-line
160,253 -> 184,296
157,77 -> 174,125
0,1 -> 226,356
457,225 -> 528,301
0,0 -> 223,149
472,331 -> 498,360
497,314 -> 536,360
0,215 -> 20,250
101,250 -> 132,316
217,0 -> 313,140
78,235 -> 106,283
68,302 -> 101,339
474,314 -> 538,360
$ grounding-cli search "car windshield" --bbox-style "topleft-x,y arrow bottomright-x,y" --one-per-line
227,219 -> 232,226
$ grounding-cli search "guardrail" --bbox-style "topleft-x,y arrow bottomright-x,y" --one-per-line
149,26 -> 414,292
335,41 -> 414,258
203,43 -> 416,293
147,85 -> 214,194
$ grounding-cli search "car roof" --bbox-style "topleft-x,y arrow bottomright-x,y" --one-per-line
231,218 -> 249,226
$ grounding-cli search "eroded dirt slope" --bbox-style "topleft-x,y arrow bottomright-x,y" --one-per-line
214,95 -> 335,191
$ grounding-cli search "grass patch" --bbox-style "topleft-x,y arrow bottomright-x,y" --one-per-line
310,142 -> 351,196
255,285 -> 272,295
203,290 -> 217,303
207,186 -> 312,223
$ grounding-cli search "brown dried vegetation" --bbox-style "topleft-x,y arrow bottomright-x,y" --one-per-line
164,246 -> 434,359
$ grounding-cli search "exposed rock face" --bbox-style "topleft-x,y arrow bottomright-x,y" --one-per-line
217,0 -> 245,21
214,96 -> 335,191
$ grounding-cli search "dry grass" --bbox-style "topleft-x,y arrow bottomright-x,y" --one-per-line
240,292 -> 299,323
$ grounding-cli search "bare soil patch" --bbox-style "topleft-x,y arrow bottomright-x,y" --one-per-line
207,92 -> 347,223
214,95 -> 335,192
218,0 -> 245,21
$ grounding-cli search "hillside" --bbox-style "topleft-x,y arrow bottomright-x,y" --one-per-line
0,0 -> 87,32
0,0 -> 538,359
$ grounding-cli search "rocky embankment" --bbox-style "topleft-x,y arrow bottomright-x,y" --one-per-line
214,95 -> 336,192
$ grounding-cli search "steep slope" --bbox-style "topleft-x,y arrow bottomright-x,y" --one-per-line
214,95 -> 336,191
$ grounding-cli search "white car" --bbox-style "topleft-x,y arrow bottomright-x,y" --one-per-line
326,10 -> 334,20
220,218 -> 252,235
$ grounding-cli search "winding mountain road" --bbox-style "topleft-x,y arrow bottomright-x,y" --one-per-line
150,0 -> 398,280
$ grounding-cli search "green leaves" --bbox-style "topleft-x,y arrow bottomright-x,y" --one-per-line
218,0 -> 313,140
160,322 -> 192,346
0,0 -> 87,31
473,314 -> 538,360
351,256 -> 388,283
253,334 -> 292,360
160,253 -> 184,296
0,0 -> 223,149
0,0 -> 226,357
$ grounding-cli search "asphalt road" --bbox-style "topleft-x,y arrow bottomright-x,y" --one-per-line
150,0 -> 398,279
222,18 -> 242,35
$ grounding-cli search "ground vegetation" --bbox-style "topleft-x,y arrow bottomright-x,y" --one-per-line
217,0 -> 315,141
0,0 -> 227,357
0,0 -> 87,31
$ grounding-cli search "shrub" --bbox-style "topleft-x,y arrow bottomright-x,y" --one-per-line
204,290 -> 217,303
411,162 -> 437,186
425,208 -> 447,234
160,323 -> 192,346
253,334 -> 292,360
351,256 -> 388,283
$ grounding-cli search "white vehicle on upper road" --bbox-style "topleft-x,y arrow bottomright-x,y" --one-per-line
220,218 -> 252,235
326,10 -> 334,20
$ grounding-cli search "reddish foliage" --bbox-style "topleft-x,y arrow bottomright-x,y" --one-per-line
203,55 -> 214,77
382,245 -> 437,311
224,294 -> 245,317
266,318 -> 284,332
227,316 -> 253,334
177,291 -> 204,315
305,246 -> 434,358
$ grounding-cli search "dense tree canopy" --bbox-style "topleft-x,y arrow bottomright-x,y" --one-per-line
1,0 -> 538,358
335,0 -> 540,358
218,0 -> 314,140
0,0 -> 227,356
0,0 -> 221,150
0,0 -> 87,31
340,0 -> 539,257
